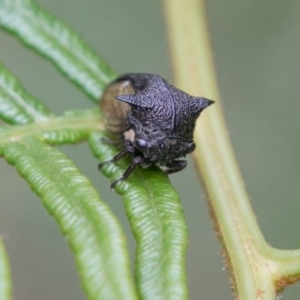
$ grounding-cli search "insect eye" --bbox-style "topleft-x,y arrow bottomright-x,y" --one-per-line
135,139 -> 148,150
187,141 -> 196,153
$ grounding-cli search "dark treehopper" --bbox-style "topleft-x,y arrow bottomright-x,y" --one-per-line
99,73 -> 214,189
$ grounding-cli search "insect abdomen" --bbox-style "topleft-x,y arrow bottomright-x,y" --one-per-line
100,79 -> 134,136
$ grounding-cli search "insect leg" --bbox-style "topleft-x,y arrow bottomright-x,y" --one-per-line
110,156 -> 144,189
98,149 -> 128,170
165,160 -> 187,174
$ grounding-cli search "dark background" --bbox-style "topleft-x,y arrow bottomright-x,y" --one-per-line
0,1 -> 299,299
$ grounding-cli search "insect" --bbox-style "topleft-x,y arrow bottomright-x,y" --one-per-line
99,73 -> 214,188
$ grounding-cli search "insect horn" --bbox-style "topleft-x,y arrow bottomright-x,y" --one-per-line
115,94 -> 153,108
190,97 -> 214,112
196,97 -> 214,108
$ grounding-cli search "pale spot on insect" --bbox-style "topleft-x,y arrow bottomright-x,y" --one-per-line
123,129 -> 135,143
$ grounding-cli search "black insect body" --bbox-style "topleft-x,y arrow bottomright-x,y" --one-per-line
99,73 -> 214,188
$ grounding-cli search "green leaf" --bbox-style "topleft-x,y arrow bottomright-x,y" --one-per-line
0,62 -> 51,124
0,0 -> 117,100
89,131 -> 188,300
2,137 -> 138,300
0,239 -> 12,300
0,2 -> 190,299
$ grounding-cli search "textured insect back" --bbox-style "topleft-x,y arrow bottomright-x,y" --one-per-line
172,90 -> 214,140
99,73 -> 214,189
100,77 -> 134,136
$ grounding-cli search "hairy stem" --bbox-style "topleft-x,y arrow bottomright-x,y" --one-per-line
164,0 -> 300,299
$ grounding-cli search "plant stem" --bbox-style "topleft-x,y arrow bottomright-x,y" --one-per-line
164,0 -> 300,299
0,239 -> 11,300
0,109 -> 102,148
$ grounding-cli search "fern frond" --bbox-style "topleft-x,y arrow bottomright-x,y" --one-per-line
90,131 -> 188,300
3,137 -> 138,300
0,62 -> 51,124
0,0 -> 116,100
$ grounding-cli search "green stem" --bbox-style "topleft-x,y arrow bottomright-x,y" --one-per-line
164,0 -> 300,299
0,109 -> 102,149
0,239 -> 12,300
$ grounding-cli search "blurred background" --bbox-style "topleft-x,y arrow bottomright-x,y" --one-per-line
0,0 -> 300,299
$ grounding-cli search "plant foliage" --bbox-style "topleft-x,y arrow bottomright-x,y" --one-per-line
0,1 -> 189,300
